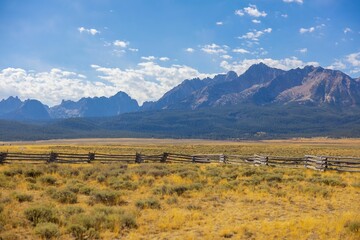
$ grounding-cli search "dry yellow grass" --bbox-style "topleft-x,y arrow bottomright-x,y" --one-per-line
0,138 -> 359,239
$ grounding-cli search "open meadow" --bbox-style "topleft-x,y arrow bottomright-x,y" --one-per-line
0,138 -> 360,239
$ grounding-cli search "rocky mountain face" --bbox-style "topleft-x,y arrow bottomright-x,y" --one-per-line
1,64 -> 359,121
143,63 -> 360,110
3,99 -> 51,120
49,91 -> 139,118
0,92 -> 139,120
0,96 -> 23,115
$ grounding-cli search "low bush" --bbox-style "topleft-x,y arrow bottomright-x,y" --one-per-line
24,168 -> 43,178
24,205 -> 58,226
345,220 -> 360,233
135,198 -> 161,209
47,188 -> 77,204
34,222 -> 60,239
90,189 -> 120,206
15,193 -> 33,203
40,175 -> 57,185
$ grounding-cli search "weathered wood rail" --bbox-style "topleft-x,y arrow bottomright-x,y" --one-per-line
0,151 -> 359,172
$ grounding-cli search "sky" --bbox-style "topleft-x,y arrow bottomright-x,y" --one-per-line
0,0 -> 359,106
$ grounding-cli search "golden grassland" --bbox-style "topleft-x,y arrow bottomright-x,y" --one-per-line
0,138 -> 360,239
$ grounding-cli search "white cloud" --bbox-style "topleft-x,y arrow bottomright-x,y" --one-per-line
344,27 -> 352,34
238,28 -> 272,41
129,48 -> 139,52
346,52 -> 360,67
0,62 -> 215,106
216,21 -> 223,26
235,10 -> 245,16
91,63 -> 214,104
281,14 -> 288,18
235,4 -> 267,18
185,48 -> 195,53
252,19 -> 261,24
159,57 -> 170,61
221,55 -> 233,60
283,0 -> 303,4
299,27 -> 315,34
201,44 -> 228,54
141,56 -> 156,61
298,48 -> 308,53
78,27 -> 100,35
233,48 -> 250,54
220,57 -> 319,75
326,60 -> 346,70
0,68 -> 111,106
113,40 -> 129,48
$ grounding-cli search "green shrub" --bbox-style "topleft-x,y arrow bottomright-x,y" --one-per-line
119,213 -> 137,229
135,198 -> 161,209
63,206 -> 84,217
24,205 -> 58,226
15,193 -> 33,203
108,177 -> 138,190
96,175 -> 106,183
90,189 -> 120,206
34,222 -> 60,239
345,220 -> 360,233
3,168 -> 23,177
40,175 -> 57,185
48,188 -> 77,204
24,168 -> 43,178
68,224 -> 99,240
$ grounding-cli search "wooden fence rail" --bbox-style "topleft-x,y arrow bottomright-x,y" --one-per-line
0,151 -> 359,172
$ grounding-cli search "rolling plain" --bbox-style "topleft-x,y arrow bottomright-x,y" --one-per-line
0,138 -> 359,239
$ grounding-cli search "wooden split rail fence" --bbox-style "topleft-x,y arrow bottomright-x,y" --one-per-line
0,152 -> 359,172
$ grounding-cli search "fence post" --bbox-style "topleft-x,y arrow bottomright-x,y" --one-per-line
135,153 -> 143,163
0,152 -> 7,164
161,152 -> 168,163
48,152 -> 58,163
322,157 -> 328,171
219,154 -> 227,164
88,152 -> 95,163
192,156 -> 196,163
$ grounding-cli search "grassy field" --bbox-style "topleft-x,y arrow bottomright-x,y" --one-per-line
0,138 -> 360,239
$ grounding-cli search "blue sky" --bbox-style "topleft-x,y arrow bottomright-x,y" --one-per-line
0,0 -> 359,106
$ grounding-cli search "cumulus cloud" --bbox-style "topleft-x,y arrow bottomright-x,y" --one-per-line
283,0 -> 303,4
233,48 -> 250,54
159,57 -> 170,61
141,56 -> 156,61
0,68 -> 112,106
221,55 -> 233,60
91,63 -> 214,104
216,21 -> 223,26
235,4 -> 267,18
220,57 -> 319,75
201,44 -> 228,54
344,27 -> 352,34
298,48 -> 308,53
299,27 -> 315,34
0,62 -> 215,106
185,48 -> 195,53
252,19 -> 261,24
346,52 -> 360,67
78,27 -> 100,35
326,60 -> 346,70
113,40 -> 129,48
238,28 -> 272,41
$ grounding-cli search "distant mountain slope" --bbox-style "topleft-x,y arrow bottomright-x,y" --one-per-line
143,63 -> 360,109
0,96 -> 23,115
50,91 -> 139,118
3,99 -> 50,120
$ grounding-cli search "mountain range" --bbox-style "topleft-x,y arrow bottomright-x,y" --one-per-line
1,63 -> 360,140
2,62 -> 359,121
